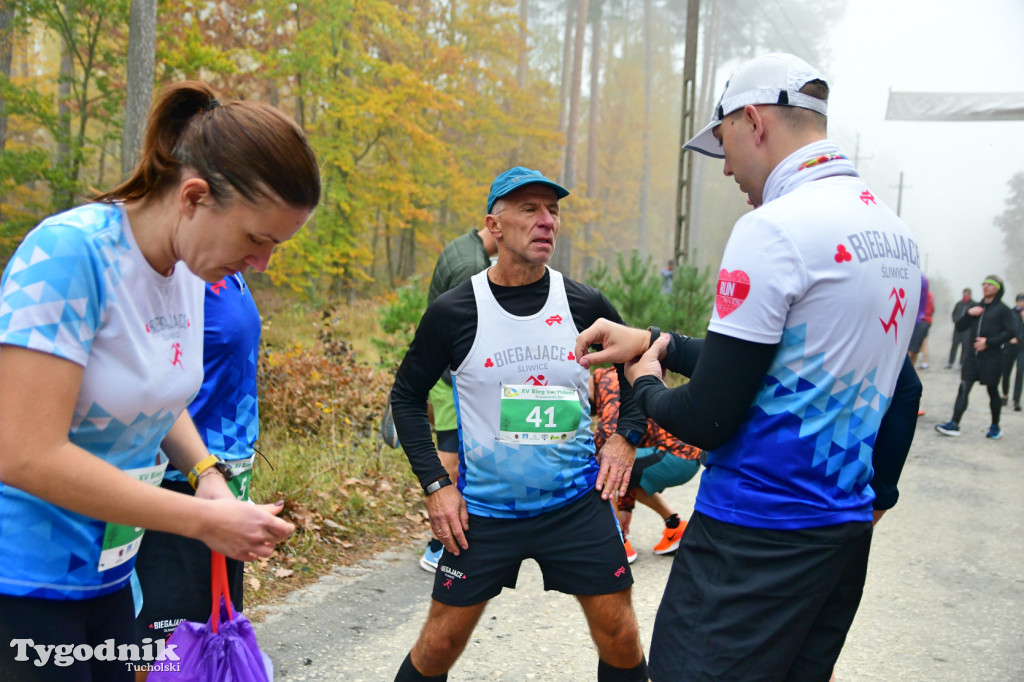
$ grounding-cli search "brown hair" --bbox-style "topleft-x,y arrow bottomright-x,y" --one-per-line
96,81 -> 320,209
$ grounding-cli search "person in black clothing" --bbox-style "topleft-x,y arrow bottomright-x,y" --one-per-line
946,288 -> 976,369
936,275 -> 1019,439
1000,293 -> 1024,411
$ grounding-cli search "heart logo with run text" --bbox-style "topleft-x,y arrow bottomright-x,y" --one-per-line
715,269 -> 751,318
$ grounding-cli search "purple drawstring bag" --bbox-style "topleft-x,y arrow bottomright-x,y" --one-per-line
150,551 -> 273,681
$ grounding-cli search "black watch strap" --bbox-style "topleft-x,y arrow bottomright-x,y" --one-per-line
618,429 -> 644,446
648,326 -> 661,351
423,476 -> 453,496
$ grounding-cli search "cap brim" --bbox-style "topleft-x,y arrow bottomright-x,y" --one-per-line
536,179 -> 570,200
508,179 -> 570,202
683,120 -> 725,159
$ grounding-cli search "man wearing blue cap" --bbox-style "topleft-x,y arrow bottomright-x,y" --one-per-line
574,53 -> 924,680
389,167 -> 649,681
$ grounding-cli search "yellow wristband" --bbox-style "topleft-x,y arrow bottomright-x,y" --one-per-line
188,455 -> 225,489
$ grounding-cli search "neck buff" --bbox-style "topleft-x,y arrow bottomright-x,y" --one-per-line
761,139 -> 859,206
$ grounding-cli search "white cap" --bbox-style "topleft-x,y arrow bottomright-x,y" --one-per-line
684,53 -> 829,159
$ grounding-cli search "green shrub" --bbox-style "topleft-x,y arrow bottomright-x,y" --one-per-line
586,251 -> 713,337
371,278 -> 428,372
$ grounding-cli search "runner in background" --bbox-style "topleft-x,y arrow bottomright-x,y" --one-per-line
419,227 -> 496,572
133,274 -> 262,681
999,293 -> 1024,411
946,288 -> 976,369
908,273 -> 931,368
917,289 -> 934,370
590,367 -> 701,563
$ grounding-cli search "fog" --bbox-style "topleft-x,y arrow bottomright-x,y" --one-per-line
826,0 -> 1024,302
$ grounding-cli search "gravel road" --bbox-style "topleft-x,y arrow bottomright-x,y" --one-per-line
253,318 -> 1024,681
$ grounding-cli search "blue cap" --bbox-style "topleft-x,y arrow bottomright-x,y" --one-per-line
486,167 -> 569,214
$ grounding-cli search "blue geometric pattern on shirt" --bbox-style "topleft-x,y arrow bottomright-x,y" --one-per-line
0,399 -> 177,599
757,323 -> 889,492
0,205 -> 126,361
0,487 -> 133,599
72,402 -> 180,469
204,393 -> 259,457
459,422 -> 598,518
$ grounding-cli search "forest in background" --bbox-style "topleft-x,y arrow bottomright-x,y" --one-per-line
0,0 -> 865,299
0,0 -> 690,297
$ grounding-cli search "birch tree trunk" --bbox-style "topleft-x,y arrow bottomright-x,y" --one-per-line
562,0 -> 588,188
122,0 -> 157,177
0,3 -> 14,220
639,0 -> 652,253
554,0 -> 589,277
55,41 -> 74,211
517,0 -> 528,89
582,0 -> 603,275
557,0 -> 574,176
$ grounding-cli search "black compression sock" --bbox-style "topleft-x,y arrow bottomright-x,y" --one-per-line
597,656 -> 648,681
428,538 -> 444,552
395,652 -> 448,681
664,513 -> 681,529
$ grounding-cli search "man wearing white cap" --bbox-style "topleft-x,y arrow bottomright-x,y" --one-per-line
574,53 -> 923,680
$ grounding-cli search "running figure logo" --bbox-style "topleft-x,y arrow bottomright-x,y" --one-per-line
170,342 -> 183,367
879,287 -> 908,341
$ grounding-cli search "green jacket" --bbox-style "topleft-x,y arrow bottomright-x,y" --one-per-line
427,230 -> 491,304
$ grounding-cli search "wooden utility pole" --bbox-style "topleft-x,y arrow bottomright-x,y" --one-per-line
893,171 -> 912,217
674,0 -> 700,264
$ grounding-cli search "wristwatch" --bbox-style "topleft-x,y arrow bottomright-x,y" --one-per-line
647,326 -> 661,350
619,429 -> 644,446
188,454 -> 234,489
424,476 -> 453,496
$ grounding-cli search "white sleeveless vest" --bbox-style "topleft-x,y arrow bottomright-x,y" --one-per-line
451,267 -> 598,518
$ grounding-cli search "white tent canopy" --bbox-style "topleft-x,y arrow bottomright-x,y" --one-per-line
886,91 -> 1024,121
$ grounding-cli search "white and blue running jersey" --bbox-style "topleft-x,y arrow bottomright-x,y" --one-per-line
0,203 -> 204,599
452,268 -> 597,518
700,171 -> 921,530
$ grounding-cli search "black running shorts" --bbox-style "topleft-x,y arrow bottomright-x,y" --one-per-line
649,511 -> 872,682
435,428 -> 459,454
431,489 -> 633,606
133,480 -> 244,645
0,586 -> 135,682
908,320 -> 931,353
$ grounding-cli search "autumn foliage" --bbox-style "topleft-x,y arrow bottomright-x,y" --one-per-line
259,310 -> 393,441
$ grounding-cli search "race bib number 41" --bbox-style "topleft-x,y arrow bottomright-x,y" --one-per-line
498,384 -> 582,444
